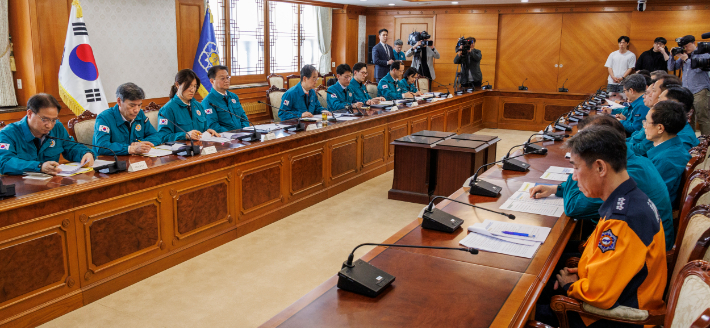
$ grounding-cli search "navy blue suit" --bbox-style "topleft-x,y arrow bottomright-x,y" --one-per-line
372,43 -> 394,82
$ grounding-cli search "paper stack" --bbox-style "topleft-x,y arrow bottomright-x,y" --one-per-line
459,219 -> 551,258
500,182 -> 565,217
540,166 -> 573,181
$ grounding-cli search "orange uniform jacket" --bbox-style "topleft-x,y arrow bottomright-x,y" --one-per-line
567,178 -> 667,326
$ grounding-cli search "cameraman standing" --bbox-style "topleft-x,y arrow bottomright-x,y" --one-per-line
454,37 -> 482,89
406,35 -> 440,80
667,35 -> 710,134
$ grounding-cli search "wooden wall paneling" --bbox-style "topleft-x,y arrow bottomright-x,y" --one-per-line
497,97 -> 540,130
288,145 -> 327,201
393,16 -> 436,54
429,109 -> 446,131
541,99 -> 584,123
332,13 -> 347,73
175,0 -> 205,70
237,155 -> 285,221
328,134 -> 360,184
361,127 -> 387,171
411,116 -> 429,134
8,0 -> 39,106
495,14 -> 563,92
388,121 -> 409,160
346,15 -> 360,68
630,10 -> 710,49
461,103 -> 472,128
473,100 -> 484,125
445,106 -> 460,132
365,14 -> 395,46
557,13 -> 631,94
35,0 -> 70,106
0,212 -> 81,323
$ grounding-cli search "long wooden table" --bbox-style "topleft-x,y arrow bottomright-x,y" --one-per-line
0,90 -> 586,327
260,128 -> 578,327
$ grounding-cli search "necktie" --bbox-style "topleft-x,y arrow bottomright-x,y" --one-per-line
33,138 -> 42,154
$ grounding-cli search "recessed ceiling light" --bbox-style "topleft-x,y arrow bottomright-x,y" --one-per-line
361,0 -> 366,2
521,0 -> 529,2
452,1 -> 458,3
388,3 -> 395,5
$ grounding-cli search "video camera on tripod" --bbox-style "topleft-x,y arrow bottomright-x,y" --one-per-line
407,30 -> 432,53
671,33 -> 710,71
456,37 -> 475,55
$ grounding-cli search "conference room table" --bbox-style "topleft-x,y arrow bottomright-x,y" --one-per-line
260,127 -> 580,327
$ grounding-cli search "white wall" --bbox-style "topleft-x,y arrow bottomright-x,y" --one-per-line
81,0 -> 178,100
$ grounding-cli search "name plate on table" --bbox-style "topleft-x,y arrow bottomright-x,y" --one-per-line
265,132 -> 276,140
127,161 -> 148,172
390,106 -> 399,111
306,124 -> 319,131
201,146 -> 217,155
411,102 -> 419,106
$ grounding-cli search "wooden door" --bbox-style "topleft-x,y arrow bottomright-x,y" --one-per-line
558,13 -> 631,94
175,0 -> 205,70
495,14 -> 563,92
394,16 -> 436,54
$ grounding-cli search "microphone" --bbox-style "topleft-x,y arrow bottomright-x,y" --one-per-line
481,80 -> 493,90
315,92 -> 338,123
257,101 -> 306,132
558,78 -> 569,92
324,90 -> 363,116
338,242 -> 478,297
209,102 -> 261,142
46,135 -> 127,173
422,195 -> 515,232
551,112 -> 572,131
524,133 -> 550,155
161,117 -> 201,156
468,152 -> 528,197
518,78 -> 528,91
0,180 -> 15,200
430,80 -> 451,97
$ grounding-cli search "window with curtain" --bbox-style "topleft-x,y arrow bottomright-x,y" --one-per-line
300,5 -> 322,72
269,1 -> 298,74
208,0 -> 264,77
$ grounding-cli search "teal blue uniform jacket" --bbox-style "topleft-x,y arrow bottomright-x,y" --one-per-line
0,116 -> 93,175
377,73 -> 404,101
93,105 -> 162,156
201,88 -> 249,132
157,95 -> 211,142
398,79 -> 418,93
647,136 -> 691,205
611,104 -> 629,116
347,79 -> 372,104
327,81 -> 354,111
620,96 -> 650,134
394,51 -> 406,61
556,148 -> 674,249
278,82 -> 325,121
627,122 -> 699,156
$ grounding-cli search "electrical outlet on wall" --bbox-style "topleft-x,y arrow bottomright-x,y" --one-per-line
332,62 -> 335,68
17,79 -> 22,89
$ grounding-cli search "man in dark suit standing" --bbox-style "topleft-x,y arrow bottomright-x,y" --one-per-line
372,28 -> 395,82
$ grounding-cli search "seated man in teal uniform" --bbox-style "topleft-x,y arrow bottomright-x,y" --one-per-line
529,115 -> 674,249
93,83 -> 162,156
616,74 -> 650,135
0,93 -> 94,175
157,69 -> 221,142
278,64 -> 331,121
348,62 -> 384,106
644,100 -> 691,205
393,39 -> 406,61
398,67 -> 421,96
377,61 -> 415,101
327,64 -> 364,111
201,65 -> 250,132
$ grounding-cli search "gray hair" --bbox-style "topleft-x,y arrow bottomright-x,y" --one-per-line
300,65 -> 318,81
394,39 -> 404,46
116,82 -> 145,101
622,74 -> 647,93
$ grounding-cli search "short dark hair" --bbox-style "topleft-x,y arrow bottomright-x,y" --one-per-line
654,37 -> 667,45
207,65 -> 229,80
300,65 -> 318,81
378,28 -> 388,36
636,69 -> 651,77
353,62 -> 367,73
650,100 -> 686,135
336,63 -> 352,76
659,75 -> 682,92
618,36 -> 630,43
327,78 -> 337,87
638,73 -> 653,86
622,74 -> 646,93
389,61 -> 402,71
27,93 -> 61,114
170,69 -> 201,98
403,67 -> 418,80
565,125 -> 627,173
468,36 -> 476,43
664,86 -> 695,113
116,83 -> 145,101
577,114 -> 626,136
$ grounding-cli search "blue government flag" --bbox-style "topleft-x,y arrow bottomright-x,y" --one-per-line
192,5 -> 221,98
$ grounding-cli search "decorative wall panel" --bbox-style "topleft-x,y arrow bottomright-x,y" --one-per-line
503,103 -> 535,120
90,204 -> 159,267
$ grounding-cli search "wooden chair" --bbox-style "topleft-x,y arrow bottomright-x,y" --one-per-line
670,205 -> 710,287
266,85 -> 287,122
323,73 -> 335,87
267,73 -> 285,89
142,101 -> 161,131
315,85 -> 328,109
67,110 -> 97,144
526,260 -> 710,328
0,121 -> 5,129
365,80 -> 378,99
316,74 -> 324,87
417,77 -> 430,93
286,74 -> 300,89
678,171 -> 710,238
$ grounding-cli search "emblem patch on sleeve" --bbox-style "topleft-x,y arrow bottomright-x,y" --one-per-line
205,108 -> 213,115
0,143 -> 10,150
598,229 -> 618,253
135,124 -> 142,131
99,125 -> 110,133
196,110 -> 202,116
159,118 -> 168,125
49,140 -> 55,147
232,99 -> 237,104
284,100 -> 290,106
383,85 -> 388,89
330,93 -> 337,98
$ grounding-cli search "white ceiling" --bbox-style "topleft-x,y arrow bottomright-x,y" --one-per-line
334,0 -> 636,8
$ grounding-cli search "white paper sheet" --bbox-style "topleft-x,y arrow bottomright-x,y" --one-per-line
459,232 -> 541,258
605,99 -> 625,109
540,172 -> 570,181
470,219 -> 551,244
500,189 -> 565,217
141,147 -> 173,157
545,166 -> 574,174
56,163 -> 91,176
222,132 -> 252,139
200,135 -> 232,143
243,123 -> 291,131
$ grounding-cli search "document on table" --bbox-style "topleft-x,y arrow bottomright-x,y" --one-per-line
221,132 -> 252,139
200,135 -> 232,143
243,123 -> 290,131
605,99 -> 625,109
500,182 -> 565,217
541,166 -> 573,182
333,114 -> 361,121
56,163 -> 92,177
469,219 -> 551,244
141,147 -> 173,157
379,101 -> 394,106
459,232 -> 540,258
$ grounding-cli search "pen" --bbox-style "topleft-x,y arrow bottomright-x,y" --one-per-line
502,231 -> 535,238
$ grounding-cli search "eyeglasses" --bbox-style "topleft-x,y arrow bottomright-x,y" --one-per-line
216,76 -> 231,82
642,120 -> 657,127
37,115 -> 58,125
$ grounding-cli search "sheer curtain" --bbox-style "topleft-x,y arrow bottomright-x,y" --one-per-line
315,7 -> 331,75
0,0 -> 17,106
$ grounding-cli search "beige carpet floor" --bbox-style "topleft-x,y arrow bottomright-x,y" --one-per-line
40,128 -> 530,328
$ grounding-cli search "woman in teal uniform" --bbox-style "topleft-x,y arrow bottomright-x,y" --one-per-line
397,67 -> 421,96
157,69 -> 220,142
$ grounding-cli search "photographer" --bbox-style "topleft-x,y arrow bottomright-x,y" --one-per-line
454,37 -> 482,89
667,35 -> 710,135
635,37 -> 670,72
406,34 -> 440,80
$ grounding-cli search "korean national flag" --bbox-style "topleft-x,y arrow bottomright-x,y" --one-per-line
159,118 -> 168,126
99,125 -> 110,133
0,143 -> 10,150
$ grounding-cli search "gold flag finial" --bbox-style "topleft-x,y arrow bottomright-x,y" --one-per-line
72,0 -> 83,18
208,4 -> 213,24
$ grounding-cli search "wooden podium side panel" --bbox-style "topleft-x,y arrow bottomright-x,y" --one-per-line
361,128 -> 386,171
412,117 -> 428,134
445,107 -> 460,132
430,112 -> 446,131
289,147 -> 326,200
388,122 -> 409,159
461,104 -> 473,128
0,212 -> 81,324
238,157 -> 285,221
329,136 -> 359,185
